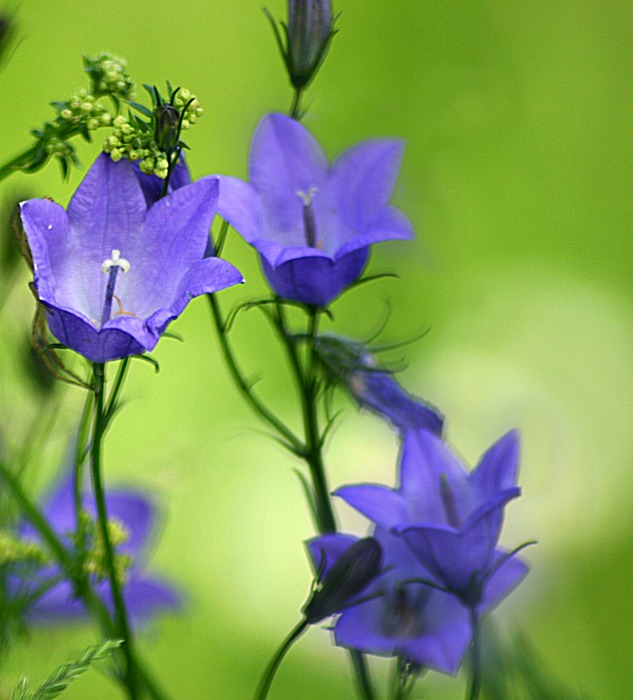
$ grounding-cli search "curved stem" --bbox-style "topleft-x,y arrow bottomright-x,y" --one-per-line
467,607 -> 481,700
254,619 -> 308,700
207,293 -> 304,454
90,362 -> 138,700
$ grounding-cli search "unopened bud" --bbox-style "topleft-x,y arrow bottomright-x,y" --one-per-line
287,0 -> 334,88
303,537 -> 382,623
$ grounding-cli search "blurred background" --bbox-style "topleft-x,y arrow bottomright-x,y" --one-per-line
0,0 -> 632,697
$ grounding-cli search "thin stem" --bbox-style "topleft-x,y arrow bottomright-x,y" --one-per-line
103,357 -> 131,426
273,304 -> 375,698
467,607 -> 482,700
90,362 -> 139,700
350,650 -> 376,700
274,303 -> 335,533
254,619 -> 309,700
206,293 -> 304,454
289,87 -> 304,120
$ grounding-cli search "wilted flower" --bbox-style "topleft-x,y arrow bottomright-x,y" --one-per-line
307,531 -> 471,674
16,471 -> 181,624
20,152 -> 242,362
315,334 -> 443,435
218,113 -> 413,307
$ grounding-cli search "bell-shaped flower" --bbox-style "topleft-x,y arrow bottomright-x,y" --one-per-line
20,153 -> 243,363
16,471 -> 181,625
337,429 -> 529,614
307,530 -> 471,674
218,113 -> 414,307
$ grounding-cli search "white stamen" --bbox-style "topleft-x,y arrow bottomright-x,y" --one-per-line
296,186 -> 319,206
101,249 -> 131,274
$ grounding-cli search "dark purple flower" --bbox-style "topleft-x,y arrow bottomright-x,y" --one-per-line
314,334 -> 443,435
218,113 -> 414,307
307,531 -> 471,674
18,471 -> 180,625
338,429 -> 529,613
20,152 -> 243,363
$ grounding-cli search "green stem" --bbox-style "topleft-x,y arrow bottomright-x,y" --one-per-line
274,304 -> 375,698
253,619 -> 309,700
207,293 -> 304,454
467,607 -> 481,700
289,87 -> 304,120
0,146 -> 38,183
90,362 -> 139,700
350,651 -> 376,700
274,304 -> 335,533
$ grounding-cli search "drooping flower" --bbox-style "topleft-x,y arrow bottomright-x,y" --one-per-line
314,334 -> 443,435
307,530 -> 471,674
218,113 -> 414,307
338,429 -> 529,614
20,152 -> 243,363
16,470 -> 180,625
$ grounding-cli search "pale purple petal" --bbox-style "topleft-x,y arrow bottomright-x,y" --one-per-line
336,205 -> 415,257
329,139 -> 404,230
249,113 -> 328,248
120,176 -> 220,315
335,485 -> 406,530
216,176 -> 264,244
469,430 -> 520,502
481,551 -> 529,614
399,430 -> 467,523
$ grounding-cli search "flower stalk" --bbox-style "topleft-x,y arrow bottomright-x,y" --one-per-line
90,362 -> 139,700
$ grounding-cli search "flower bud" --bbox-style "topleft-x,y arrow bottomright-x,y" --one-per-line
155,103 -> 180,153
303,537 -> 382,623
287,0 -> 334,88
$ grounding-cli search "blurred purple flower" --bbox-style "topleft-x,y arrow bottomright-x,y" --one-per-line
19,472 -> 180,625
314,334 -> 443,435
20,152 -> 242,363
339,429 -> 529,614
307,531 -> 471,674
218,113 -> 414,306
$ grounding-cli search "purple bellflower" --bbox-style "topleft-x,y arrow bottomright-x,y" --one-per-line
314,334 -> 443,435
338,429 -> 529,614
218,113 -> 414,307
20,152 -> 243,363
18,471 -> 180,625
307,531 -> 471,674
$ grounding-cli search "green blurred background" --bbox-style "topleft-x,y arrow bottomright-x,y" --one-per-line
1,0 -> 632,697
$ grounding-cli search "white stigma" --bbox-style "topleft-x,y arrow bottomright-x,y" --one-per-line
296,186 -> 319,206
101,249 -> 131,274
